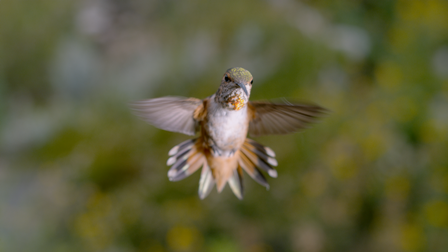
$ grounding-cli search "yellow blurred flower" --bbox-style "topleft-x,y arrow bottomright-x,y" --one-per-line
400,222 -> 425,251
166,225 -> 203,252
424,200 -> 448,228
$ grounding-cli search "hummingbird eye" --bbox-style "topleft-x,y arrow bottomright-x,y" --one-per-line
250,80 -> 253,85
225,76 -> 230,82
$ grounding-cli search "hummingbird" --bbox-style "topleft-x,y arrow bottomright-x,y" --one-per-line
131,67 -> 326,199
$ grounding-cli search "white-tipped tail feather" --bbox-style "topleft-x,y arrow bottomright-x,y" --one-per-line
228,167 -> 244,200
198,163 -> 215,199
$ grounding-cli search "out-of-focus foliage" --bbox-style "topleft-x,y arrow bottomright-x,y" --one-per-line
1,0 -> 448,251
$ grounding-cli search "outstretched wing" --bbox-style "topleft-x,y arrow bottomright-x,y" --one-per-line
247,101 -> 327,137
130,96 -> 204,136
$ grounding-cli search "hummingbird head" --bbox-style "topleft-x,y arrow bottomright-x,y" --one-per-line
216,67 -> 253,110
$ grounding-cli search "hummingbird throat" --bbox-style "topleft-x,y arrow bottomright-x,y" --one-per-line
226,93 -> 245,111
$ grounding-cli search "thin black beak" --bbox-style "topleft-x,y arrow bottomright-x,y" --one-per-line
236,82 -> 248,96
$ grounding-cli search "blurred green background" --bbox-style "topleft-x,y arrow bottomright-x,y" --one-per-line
1,0 -> 448,251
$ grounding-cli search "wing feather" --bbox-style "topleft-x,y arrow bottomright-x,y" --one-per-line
248,101 -> 327,136
130,97 -> 203,135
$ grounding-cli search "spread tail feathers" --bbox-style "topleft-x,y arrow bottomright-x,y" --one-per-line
167,138 -> 205,182
238,138 -> 278,189
167,138 -> 215,199
166,138 -> 278,199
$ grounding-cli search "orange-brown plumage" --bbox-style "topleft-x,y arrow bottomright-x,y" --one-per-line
206,151 -> 240,192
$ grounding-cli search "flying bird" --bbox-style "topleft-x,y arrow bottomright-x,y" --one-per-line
131,67 -> 326,199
